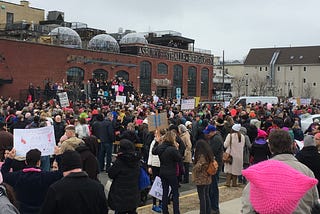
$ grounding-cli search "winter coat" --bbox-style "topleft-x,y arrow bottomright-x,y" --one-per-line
191,155 -> 212,185
53,121 -> 65,145
75,124 -> 90,139
1,158 -> 62,214
207,132 -> 224,171
148,139 -> 160,167
292,127 -> 304,141
242,154 -> 319,214
296,146 -> 320,193
250,138 -> 271,164
223,133 -> 244,175
108,152 -> 140,212
0,185 -> 20,214
119,130 -> 140,144
180,131 -> 192,163
92,119 -> 114,144
75,144 -> 99,181
0,130 -> 13,161
60,137 -> 84,153
152,141 -> 182,178
40,172 -> 108,214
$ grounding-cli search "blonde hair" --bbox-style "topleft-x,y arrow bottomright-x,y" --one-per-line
163,130 -> 176,145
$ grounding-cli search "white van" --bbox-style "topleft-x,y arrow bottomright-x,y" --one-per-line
234,96 -> 279,106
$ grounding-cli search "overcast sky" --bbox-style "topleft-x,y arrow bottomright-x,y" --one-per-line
11,0 -> 320,60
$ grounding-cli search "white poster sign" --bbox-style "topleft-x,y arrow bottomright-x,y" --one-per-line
14,126 -> 56,157
181,99 -> 195,110
58,92 -> 69,108
116,95 -> 126,103
148,176 -> 171,200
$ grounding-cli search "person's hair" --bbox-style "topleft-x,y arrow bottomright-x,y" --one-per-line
194,139 -> 213,164
268,129 -> 293,154
127,122 -> 135,131
163,130 -> 176,145
79,117 -> 87,125
26,149 -> 41,166
1,183 -> 18,208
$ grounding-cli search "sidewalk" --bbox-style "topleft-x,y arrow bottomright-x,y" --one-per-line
185,197 -> 242,214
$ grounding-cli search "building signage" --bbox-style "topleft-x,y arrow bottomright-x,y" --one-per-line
138,46 -> 213,65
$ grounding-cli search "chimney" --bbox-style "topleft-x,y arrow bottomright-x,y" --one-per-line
20,1 -> 30,7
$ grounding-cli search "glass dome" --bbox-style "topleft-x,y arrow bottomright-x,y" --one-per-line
88,34 -> 119,53
49,27 -> 82,48
119,32 -> 148,45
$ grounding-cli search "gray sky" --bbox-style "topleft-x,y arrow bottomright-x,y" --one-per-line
13,0 -> 320,60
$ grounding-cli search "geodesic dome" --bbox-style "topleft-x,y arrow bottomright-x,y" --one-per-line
88,34 -> 119,53
119,32 -> 148,45
49,27 -> 82,48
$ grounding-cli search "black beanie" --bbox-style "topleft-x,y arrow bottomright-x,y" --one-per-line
61,150 -> 82,172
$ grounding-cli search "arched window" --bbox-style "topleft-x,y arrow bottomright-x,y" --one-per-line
157,63 -> 168,75
140,61 -> 152,95
188,66 -> 197,97
92,69 -> 108,82
116,70 -> 129,81
173,64 -> 183,97
67,67 -> 84,84
201,68 -> 209,96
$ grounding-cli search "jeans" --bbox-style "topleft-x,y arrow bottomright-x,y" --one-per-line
209,171 -> 220,211
41,155 -> 50,172
197,185 -> 211,214
183,162 -> 190,182
161,175 -> 180,214
98,143 -> 113,172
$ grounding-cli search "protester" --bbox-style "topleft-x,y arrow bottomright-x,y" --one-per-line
0,121 -> 13,161
40,150 -> 108,214
224,124 -> 244,187
178,124 -> 192,184
0,172 -> 20,214
108,139 -> 140,214
250,129 -> 271,164
1,148 -> 62,214
192,139 -> 213,214
152,130 -> 182,214
75,117 -> 90,139
242,129 -> 319,213
203,124 -> 223,214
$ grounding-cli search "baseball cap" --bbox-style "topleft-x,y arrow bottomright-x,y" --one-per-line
203,125 -> 217,134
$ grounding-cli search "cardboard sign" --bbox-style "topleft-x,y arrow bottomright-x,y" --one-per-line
14,126 -> 56,157
147,112 -> 168,132
58,92 -> 69,108
116,95 -> 126,103
149,176 -> 171,200
181,99 -> 195,110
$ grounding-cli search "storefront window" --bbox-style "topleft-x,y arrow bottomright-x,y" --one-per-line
92,69 -> 108,82
173,64 -> 183,97
188,66 -> 197,97
67,67 -> 84,84
201,68 -> 209,96
140,61 -> 152,95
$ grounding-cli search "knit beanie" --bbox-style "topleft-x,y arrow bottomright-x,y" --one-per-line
61,150 -> 82,172
242,159 -> 318,214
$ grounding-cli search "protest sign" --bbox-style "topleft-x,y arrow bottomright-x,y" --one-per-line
14,126 -> 56,157
181,99 -> 195,110
58,92 -> 69,108
149,176 -> 171,200
116,95 -> 126,103
148,112 -> 168,132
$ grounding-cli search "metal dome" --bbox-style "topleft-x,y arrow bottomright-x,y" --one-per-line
88,34 -> 119,53
49,27 -> 82,48
119,32 -> 148,45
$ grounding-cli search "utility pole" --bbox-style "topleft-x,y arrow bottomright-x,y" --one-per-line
222,50 -> 225,102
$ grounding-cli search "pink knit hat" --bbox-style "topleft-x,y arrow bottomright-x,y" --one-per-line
0,172 -> 2,184
242,160 -> 318,214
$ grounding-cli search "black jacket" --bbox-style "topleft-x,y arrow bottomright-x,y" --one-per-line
152,141 -> 182,177
1,158 -> 62,214
296,146 -> 320,193
53,121 -> 65,145
75,144 -> 99,181
108,152 -> 140,212
207,132 -> 224,171
40,172 -> 108,214
92,119 -> 114,144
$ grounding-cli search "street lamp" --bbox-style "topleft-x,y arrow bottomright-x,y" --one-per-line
245,73 -> 249,96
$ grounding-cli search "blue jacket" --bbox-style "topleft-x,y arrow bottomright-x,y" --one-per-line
1,158 -> 62,214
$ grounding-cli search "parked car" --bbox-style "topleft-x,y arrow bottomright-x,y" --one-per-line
300,114 -> 320,132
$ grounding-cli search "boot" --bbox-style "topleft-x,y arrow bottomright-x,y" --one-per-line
232,175 -> 239,187
225,173 -> 232,187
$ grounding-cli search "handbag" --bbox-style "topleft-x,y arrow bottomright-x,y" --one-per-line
207,159 -> 219,175
223,134 -> 233,164
139,167 -> 151,190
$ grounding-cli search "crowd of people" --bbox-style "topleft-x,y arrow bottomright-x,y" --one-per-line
1,79 -> 320,213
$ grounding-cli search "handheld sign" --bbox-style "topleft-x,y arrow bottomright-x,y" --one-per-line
149,176 -> 171,200
116,95 -> 126,103
58,92 -> 69,108
181,99 -> 195,110
14,126 -> 56,157
147,112 -> 168,132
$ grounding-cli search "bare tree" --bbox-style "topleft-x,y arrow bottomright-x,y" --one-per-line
250,74 -> 268,96
232,75 -> 244,97
303,83 -> 313,98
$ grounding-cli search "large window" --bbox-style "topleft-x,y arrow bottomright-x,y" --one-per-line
140,61 -> 152,95
116,70 -> 129,81
157,63 -> 168,75
67,67 -> 84,84
92,69 -> 108,82
188,66 -> 197,97
6,13 -> 13,24
201,68 -> 209,96
173,64 -> 183,97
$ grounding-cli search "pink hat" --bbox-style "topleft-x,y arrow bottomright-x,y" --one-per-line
257,129 -> 267,139
242,160 -> 318,214
0,171 -> 2,184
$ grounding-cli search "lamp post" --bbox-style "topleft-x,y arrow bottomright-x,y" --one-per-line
222,50 -> 225,102
245,73 -> 249,96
